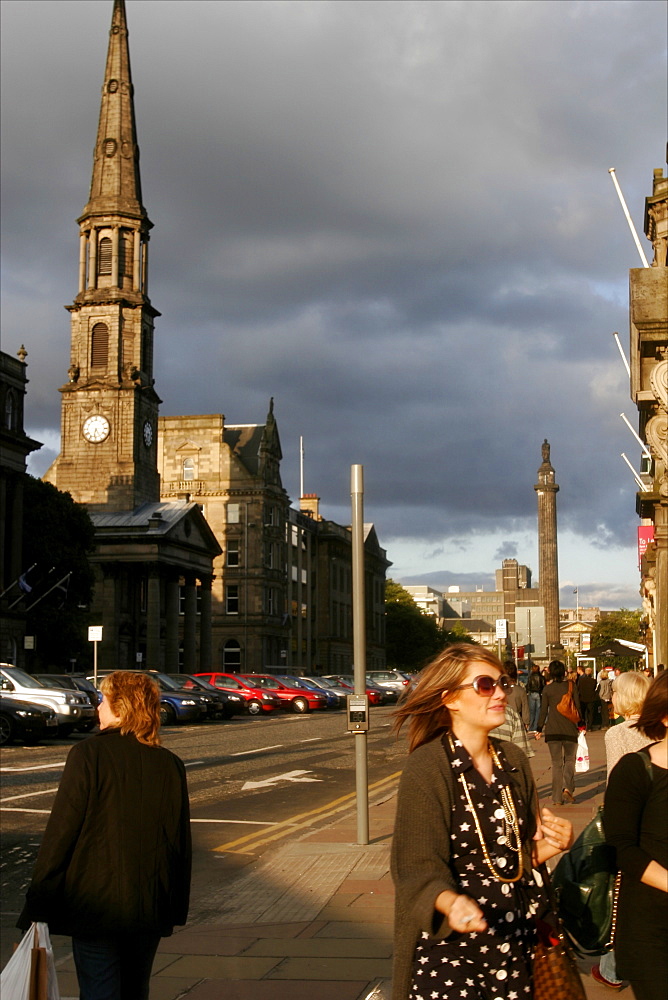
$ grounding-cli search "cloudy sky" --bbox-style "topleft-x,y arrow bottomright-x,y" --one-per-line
1,0 -> 666,610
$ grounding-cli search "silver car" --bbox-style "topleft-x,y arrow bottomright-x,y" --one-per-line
366,669 -> 411,696
0,664 -> 95,736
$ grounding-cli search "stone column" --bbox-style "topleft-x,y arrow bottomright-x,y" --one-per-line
88,229 -> 97,290
183,573 -> 197,673
99,564 -> 121,670
146,566 -> 162,669
199,574 -> 213,672
79,233 -> 87,293
133,230 -> 142,291
164,573 -> 180,673
534,440 -> 561,651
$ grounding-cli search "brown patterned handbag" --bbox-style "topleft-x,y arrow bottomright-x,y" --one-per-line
533,916 -> 586,1000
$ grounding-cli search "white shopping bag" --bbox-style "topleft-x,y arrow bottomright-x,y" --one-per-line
0,922 -> 60,1000
575,729 -> 590,773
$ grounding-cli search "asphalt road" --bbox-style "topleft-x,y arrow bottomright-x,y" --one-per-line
0,704 -> 405,938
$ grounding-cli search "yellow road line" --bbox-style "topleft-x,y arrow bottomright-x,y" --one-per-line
213,770 -> 401,853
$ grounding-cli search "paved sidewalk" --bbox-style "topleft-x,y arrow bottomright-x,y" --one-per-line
23,729 -> 629,998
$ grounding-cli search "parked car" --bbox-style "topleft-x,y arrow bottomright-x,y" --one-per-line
35,674 -> 99,731
279,675 -> 341,709
0,664 -> 94,736
366,669 -> 411,697
87,670 -> 202,726
194,672 -> 281,715
152,671 -> 216,720
0,696 -> 58,746
306,676 -> 352,705
171,674 -> 243,719
240,674 -> 327,713
321,675 -> 387,705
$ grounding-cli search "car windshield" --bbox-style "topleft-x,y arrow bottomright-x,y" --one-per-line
246,676 -> 280,689
152,673 -> 184,691
37,675 -> 77,690
2,667 -> 44,687
214,676 -> 244,690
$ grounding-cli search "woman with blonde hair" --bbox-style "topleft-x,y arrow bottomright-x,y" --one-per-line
390,644 -> 573,1000
20,671 -> 191,1000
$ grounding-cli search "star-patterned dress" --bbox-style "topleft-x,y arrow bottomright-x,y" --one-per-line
408,736 -> 545,1000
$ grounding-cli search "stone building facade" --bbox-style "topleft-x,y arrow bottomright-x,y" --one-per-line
631,167 -> 668,667
158,414 -> 390,674
0,347 -> 42,667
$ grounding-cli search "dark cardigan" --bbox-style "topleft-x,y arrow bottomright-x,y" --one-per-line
20,728 -> 191,939
390,736 -> 538,1000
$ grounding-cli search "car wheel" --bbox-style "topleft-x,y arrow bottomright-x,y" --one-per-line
0,714 -> 14,746
246,699 -> 262,716
160,704 -> 176,726
292,697 -> 309,714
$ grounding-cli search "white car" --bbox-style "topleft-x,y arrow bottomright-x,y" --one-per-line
0,664 -> 94,736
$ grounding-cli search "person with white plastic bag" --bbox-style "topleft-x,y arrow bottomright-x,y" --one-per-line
0,920 -> 59,1000
575,729 -> 590,773
18,672 -> 191,1000
535,660 -> 581,804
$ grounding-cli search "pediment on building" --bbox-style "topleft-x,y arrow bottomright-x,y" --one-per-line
173,438 -> 202,454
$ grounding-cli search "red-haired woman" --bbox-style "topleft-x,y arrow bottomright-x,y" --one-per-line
390,644 -> 573,1000
603,670 -> 668,1000
20,671 -> 191,1000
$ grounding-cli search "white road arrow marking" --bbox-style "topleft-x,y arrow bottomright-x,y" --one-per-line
242,769 -> 323,790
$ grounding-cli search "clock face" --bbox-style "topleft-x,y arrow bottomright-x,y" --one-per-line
143,420 -> 153,447
82,414 -> 110,443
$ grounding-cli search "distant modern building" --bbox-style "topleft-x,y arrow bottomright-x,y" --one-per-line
402,585 -> 446,617
0,347 -> 42,666
438,559 -> 540,640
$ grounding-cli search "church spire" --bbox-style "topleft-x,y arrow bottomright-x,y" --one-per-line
81,0 -> 148,223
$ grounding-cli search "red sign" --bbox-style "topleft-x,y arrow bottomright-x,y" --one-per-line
638,525 -> 654,569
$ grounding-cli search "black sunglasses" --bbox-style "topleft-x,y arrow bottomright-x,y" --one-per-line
452,674 -> 513,697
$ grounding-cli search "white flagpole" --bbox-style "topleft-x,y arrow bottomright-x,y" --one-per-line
608,168 -> 650,267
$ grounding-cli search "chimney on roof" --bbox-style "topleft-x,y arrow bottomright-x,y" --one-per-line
300,493 -> 321,520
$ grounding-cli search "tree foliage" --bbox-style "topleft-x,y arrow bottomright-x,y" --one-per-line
385,580 -> 476,671
21,475 -> 96,670
589,608 -> 645,671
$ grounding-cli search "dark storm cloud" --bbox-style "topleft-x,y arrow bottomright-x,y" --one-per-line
1,0 -> 665,604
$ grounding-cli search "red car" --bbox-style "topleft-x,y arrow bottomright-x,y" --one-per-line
239,674 -> 327,714
194,672 -> 281,716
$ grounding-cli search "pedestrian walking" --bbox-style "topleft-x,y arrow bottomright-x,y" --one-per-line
390,644 -> 573,1000
19,671 -> 191,1000
526,661 -> 544,731
535,660 -> 581,805
597,669 -> 614,730
577,666 -> 599,730
603,671 -> 668,1000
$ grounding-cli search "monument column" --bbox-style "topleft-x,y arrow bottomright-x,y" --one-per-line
534,440 -> 561,652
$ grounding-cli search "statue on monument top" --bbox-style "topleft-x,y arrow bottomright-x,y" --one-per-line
541,439 -> 551,464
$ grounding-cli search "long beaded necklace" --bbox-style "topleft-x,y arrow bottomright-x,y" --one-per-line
448,734 -> 524,884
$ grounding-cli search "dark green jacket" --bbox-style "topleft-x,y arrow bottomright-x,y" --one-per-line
390,736 -> 537,1000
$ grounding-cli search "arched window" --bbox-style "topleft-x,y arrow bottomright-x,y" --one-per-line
97,237 -> 112,276
91,323 -> 109,369
182,458 -> 194,481
223,640 -> 241,671
4,390 -> 16,430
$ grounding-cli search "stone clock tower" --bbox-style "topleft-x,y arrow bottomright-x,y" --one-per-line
45,0 -> 160,511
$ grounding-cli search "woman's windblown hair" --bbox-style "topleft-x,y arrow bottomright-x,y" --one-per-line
392,643 -> 505,753
100,671 -> 161,746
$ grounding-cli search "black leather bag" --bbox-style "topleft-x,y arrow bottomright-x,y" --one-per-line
552,806 -> 617,956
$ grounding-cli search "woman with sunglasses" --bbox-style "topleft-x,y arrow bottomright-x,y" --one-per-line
534,659 -> 581,805
391,644 -> 573,1000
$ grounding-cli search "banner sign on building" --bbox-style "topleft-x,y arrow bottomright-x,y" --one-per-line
638,525 -> 654,569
